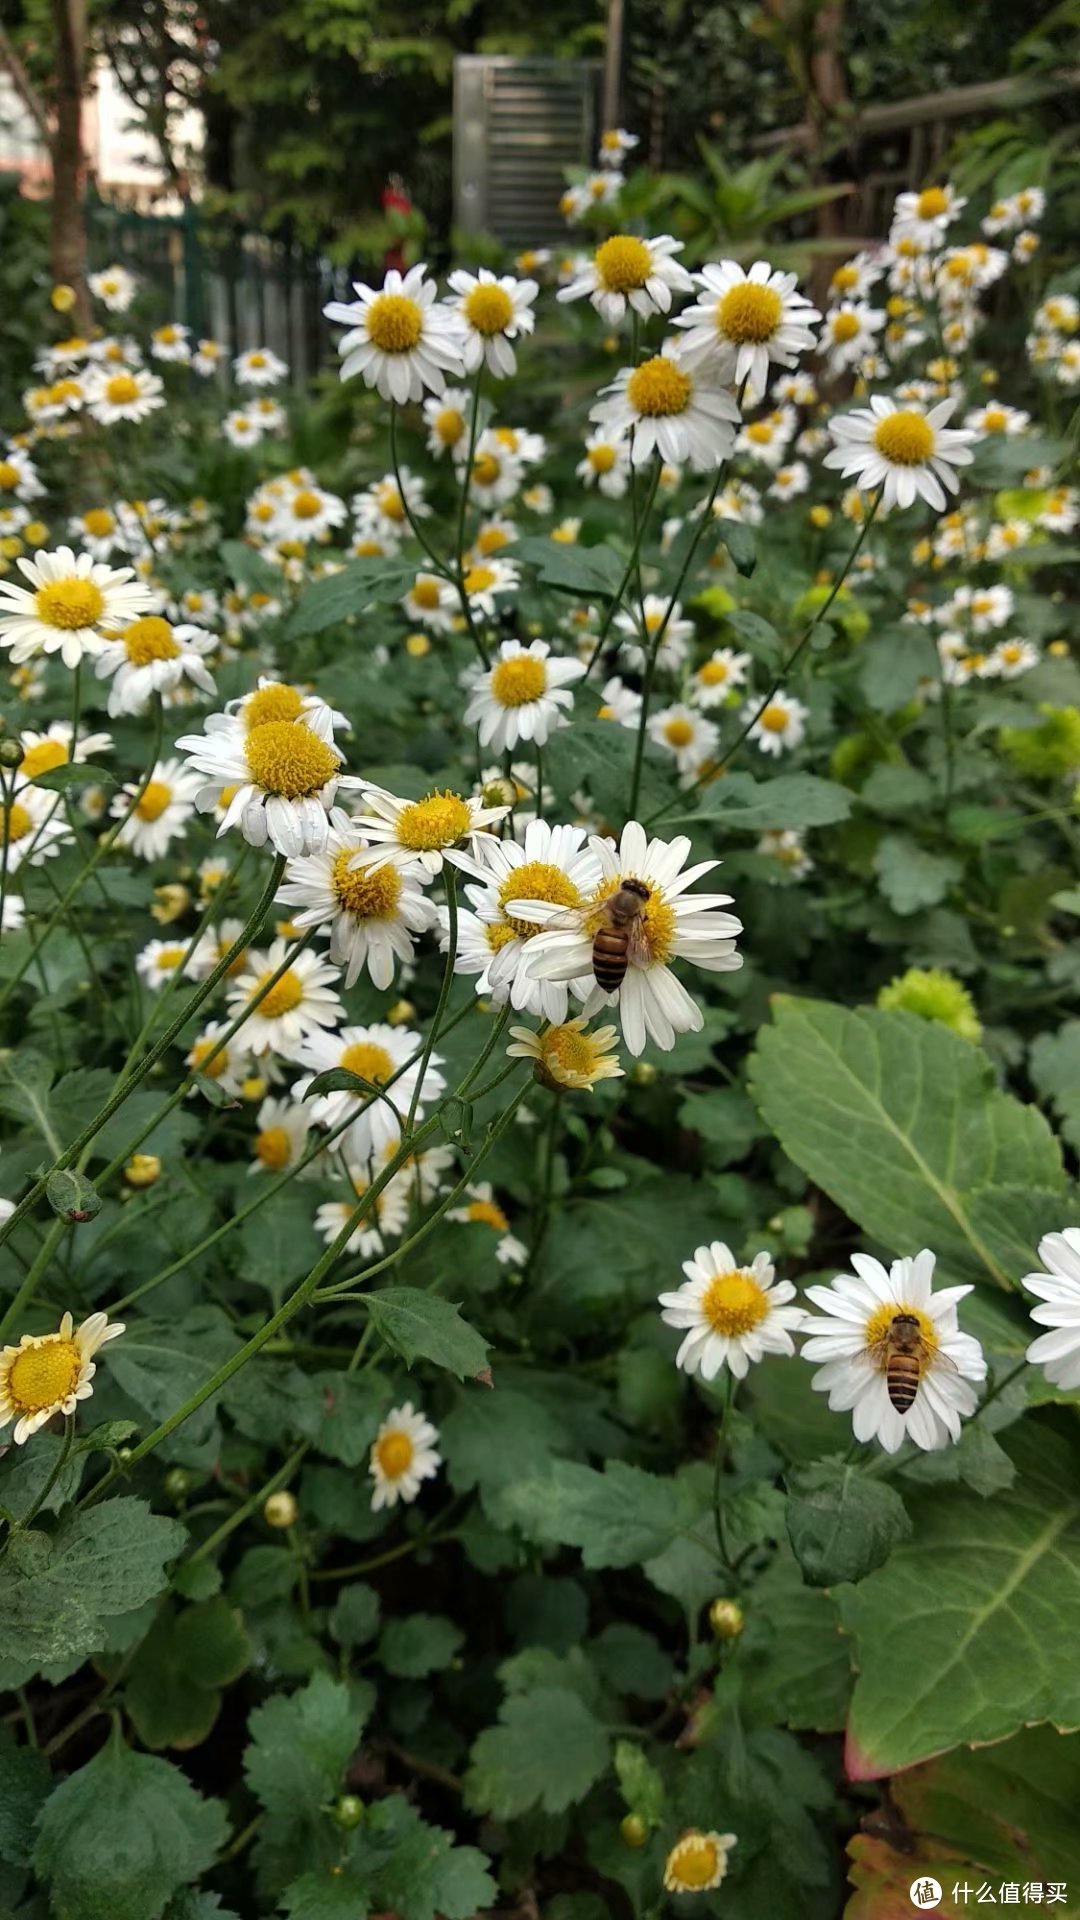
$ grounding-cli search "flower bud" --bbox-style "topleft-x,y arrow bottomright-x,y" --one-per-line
630,1061 -> 657,1086
124,1154 -> 162,1188
51,284 -> 77,312
332,1794 -> 365,1830
621,1813 -> 649,1849
708,1596 -> 744,1640
386,998 -> 416,1027
264,1490 -> 299,1529
405,632 -> 430,658
164,1467 -> 194,1501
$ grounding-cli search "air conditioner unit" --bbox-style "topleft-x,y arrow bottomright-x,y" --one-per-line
454,55 -> 602,247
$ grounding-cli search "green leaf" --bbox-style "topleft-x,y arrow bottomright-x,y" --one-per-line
283,557 -> 416,638
329,1582 -> 381,1648
243,1672 -> 362,1820
0,1049 -> 58,1146
687,770 -> 853,830
512,534 -> 625,596
30,760 -> 116,792
739,1547 -> 852,1733
500,1457 -> 708,1570
718,519 -> 756,576
33,1726 -> 227,1920
749,999 -> 1064,1287
282,1797 -> 495,1920
378,1612 -> 463,1677
0,1724 -> 50,1866
0,1497 -> 185,1679
107,1309 -> 241,1451
785,1459 -> 911,1585
873,833 -> 961,914
1030,1018 -> 1080,1151
840,1423 -> 1080,1778
613,1739 -> 666,1825
45,1166 -> 101,1221
465,1684 -> 610,1817
362,1288 -> 491,1381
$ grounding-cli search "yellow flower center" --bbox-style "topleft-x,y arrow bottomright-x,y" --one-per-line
664,717 -> 695,747
588,443 -> 617,472
832,263 -> 859,291
105,373 -> 139,405
471,451 -> 501,488
594,234 -> 652,293
340,1040 -> 395,1085
669,1836 -> 721,1891
717,281 -> 783,345
155,944 -> 186,970
122,615 -> 180,665
83,508 -> 114,536
243,684 -> 303,731
191,1037 -> 228,1078
759,703 -> 788,734
491,654 -> 546,707
476,524 -> 511,555
873,411 -> 935,465
256,1125 -> 292,1169
698,660 -> 728,685
254,968 -> 303,1018
8,1336 -> 82,1414
244,720 -> 338,798
0,462 -> 19,490
982,406 -> 1007,432
19,739 -> 68,779
248,352 -> 267,368
331,849 -> 402,917
291,489 -> 322,520
155,326 -> 179,344
52,379 -> 83,404
916,186 -> 949,219
34,578 -> 105,630
396,790 -> 471,851
542,1024 -> 595,1077
464,283 -> 515,335
434,406 -> 464,446
701,1269 -> 769,1337
746,420 -> 774,443
3,801 -> 32,844
498,860 -> 582,938
865,1301 -> 937,1366
375,1430 -> 414,1477
830,311 -> 860,343
467,1197 -> 510,1231
365,293 -> 423,354
410,575 -> 442,610
135,780 -> 173,821
626,356 -> 692,418
465,563 -> 499,597
1000,644 -> 1022,663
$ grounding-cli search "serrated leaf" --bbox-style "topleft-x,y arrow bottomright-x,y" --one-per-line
329,1582 -> 381,1647
243,1672 -> 362,1820
33,1726 -> 227,1920
283,557 -> 417,638
500,1458 -> 708,1569
0,1497 -> 185,1677
378,1612 -> 463,1677
749,999 -> 1063,1287
873,833 -> 961,914
687,770 -> 853,830
513,533 -> 625,596
613,1739 -> 666,1824
0,1724 -> 50,1866
362,1288 -> 490,1381
465,1684 -> 610,1817
840,1424 -> 1080,1778
785,1460 -> 911,1586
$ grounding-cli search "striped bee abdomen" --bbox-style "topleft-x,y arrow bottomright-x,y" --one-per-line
592,928 -> 630,992
886,1354 -> 920,1413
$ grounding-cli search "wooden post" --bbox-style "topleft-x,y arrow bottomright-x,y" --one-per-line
50,0 -> 90,329
602,0 -> 624,134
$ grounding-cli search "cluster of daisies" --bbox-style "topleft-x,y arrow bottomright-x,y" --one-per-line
659,1227 -> 1080,1457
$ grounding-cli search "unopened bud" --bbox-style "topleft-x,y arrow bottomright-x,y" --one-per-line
125,1153 -> 162,1188
621,1813 -> 649,1848
708,1596 -> 744,1640
630,1061 -> 657,1086
387,998 -> 416,1027
332,1794 -> 365,1830
264,1490 -> 299,1529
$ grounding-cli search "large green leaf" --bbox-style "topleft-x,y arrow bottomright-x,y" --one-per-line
499,1458 -> 713,1570
840,1423 -> 1080,1778
362,1287 -> 491,1381
465,1683 -> 610,1817
749,999 -> 1064,1286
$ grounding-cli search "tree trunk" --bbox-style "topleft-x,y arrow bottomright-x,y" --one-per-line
50,0 -> 90,330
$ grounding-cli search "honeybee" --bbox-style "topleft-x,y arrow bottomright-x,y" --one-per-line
591,879 -> 651,992
868,1310 -> 956,1414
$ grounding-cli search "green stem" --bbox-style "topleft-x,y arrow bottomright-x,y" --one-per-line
404,864 -> 457,1138
10,1412 -> 75,1536
712,1373 -> 737,1570
0,1217 -> 69,1343
582,459 -> 662,683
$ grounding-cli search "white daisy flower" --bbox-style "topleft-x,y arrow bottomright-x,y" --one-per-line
226,940 -> 344,1059
824,395 -> 979,512
735,406 -> 797,469
990,638 -> 1040,680
150,322 -> 192,364
691,647 -> 750,708
369,1401 -> 442,1510
401,571 -> 457,632
276,812 -> 434,989
520,819 -> 743,1056
891,183 -> 967,245
422,387 -> 471,459
1,780 -> 73,872
822,302 -> 887,373
89,265 -> 137,311
659,1242 -> 805,1380
109,755 -> 203,860
249,1096 -> 310,1175
14,720 -> 113,786
648,703 -> 719,777
447,1182 -> 527,1266
801,1249 -> 985,1453
826,253 -> 885,305
598,126 -> 639,166
936,583 -> 1013,634
186,1022 -> 252,1098
595,675 -> 642,728
35,335 -> 91,375
1023,1229 -> 1080,1391
0,447 -> 43,503
768,461 -> 810,501
223,410 -> 264,450
68,504 -> 123,560
84,366 -> 164,426
664,1831 -> 737,1896
348,781 -> 509,878
324,263 -> 464,404
0,1310 -> 125,1444
743,689 -> 807,756
576,430 -> 631,497
292,1023 -> 446,1162
672,259 -> 820,390
613,595 -> 694,674
465,433 -> 524,509
1,893 -> 25,933
445,269 -> 538,378
234,347 -> 289,386
353,467 -> 430,540
983,188 -> 1045,235
95,615 -> 216,716
175,708 -> 357,858
135,936 -> 202,991
591,345 -> 740,471
192,338 -> 227,377
1013,230 -> 1040,264
463,639 -> 585,754
230,678 -> 347,741
964,401 -> 1030,436
315,1164 -> 411,1260
507,1016 -> 623,1092
451,819 -> 603,1023
985,520 -> 1032,563
274,481 -> 347,545
1035,295 -> 1078,336
757,828 -> 812,878
0,546 -> 156,669
459,556 -> 519,618
557,232 -> 691,326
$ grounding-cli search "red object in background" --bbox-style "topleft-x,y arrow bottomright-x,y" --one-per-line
382,177 -> 412,275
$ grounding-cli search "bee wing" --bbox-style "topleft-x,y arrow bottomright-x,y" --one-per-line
540,905 -> 587,933
930,1345 -> 960,1377
626,917 -> 652,967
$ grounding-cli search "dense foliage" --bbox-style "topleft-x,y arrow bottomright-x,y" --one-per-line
0,135 -> 1079,1920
